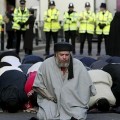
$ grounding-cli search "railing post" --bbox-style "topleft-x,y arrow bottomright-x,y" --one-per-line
1,24 -> 4,51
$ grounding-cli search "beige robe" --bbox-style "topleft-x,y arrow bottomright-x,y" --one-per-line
33,56 -> 96,120
88,69 -> 116,107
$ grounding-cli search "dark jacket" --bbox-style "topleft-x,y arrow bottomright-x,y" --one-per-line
5,12 -> 14,31
102,64 -> 120,106
108,12 -> 120,56
24,15 -> 35,50
0,70 -> 28,108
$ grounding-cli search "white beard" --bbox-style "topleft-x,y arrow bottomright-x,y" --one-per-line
55,58 -> 69,68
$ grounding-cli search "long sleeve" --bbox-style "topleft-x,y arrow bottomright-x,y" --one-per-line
33,64 -> 55,101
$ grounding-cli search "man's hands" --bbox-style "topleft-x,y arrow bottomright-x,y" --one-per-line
98,23 -> 106,29
18,22 -> 25,28
48,96 -> 57,103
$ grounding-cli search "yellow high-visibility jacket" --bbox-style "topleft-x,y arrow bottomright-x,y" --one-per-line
63,11 -> 78,31
12,7 -> 29,31
0,14 -> 3,32
43,8 -> 60,32
79,10 -> 95,34
96,10 -> 113,35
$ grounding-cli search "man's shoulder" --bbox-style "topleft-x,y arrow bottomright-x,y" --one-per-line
42,56 -> 54,65
73,58 -> 83,65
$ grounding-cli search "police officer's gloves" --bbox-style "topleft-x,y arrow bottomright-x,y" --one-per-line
21,23 -> 25,28
67,18 -> 71,20
47,15 -> 50,18
102,23 -> 106,28
98,23 -> 106,29
18,22 -> 22,25
51,19 -> 57,22
18,22 -> 25,28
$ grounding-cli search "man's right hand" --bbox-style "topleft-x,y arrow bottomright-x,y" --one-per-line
18,22 -> 24,28
49,97 -> 57,103
98,23 -> 106,29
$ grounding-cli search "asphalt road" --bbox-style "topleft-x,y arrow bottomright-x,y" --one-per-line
19,40 -> 106,60
0,112 -> 120,120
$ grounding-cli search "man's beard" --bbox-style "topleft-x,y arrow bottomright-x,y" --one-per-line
55,58 -> 70,68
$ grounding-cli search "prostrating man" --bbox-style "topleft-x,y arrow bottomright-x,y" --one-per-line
33,42 -> 96,120
0,66 -> 28,113
88,69 -> 116,112
102,64 -> 120,108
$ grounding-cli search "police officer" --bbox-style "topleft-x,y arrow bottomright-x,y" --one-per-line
79,2 -> 95,56
43,0 -> 60,56
12,0 -> 29,55
63,3 -> 78,54
0,14 -> 3,33
96,3 -> 113,56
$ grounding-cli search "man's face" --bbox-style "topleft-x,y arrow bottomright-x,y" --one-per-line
50,5 -> 55,9
69,7 -> 74,11
100,7 -> 105,11
55,51 -> 70,67
20,4 -> 25,10
85,7 -> 90,11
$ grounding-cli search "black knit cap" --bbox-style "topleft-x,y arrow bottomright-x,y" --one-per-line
54,42 -> 74,80
54,42 -> 73,52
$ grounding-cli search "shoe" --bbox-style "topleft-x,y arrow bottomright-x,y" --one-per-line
71,117 -> 78,120
43,53 -> 49,56
96,53 -> 100,56
29,117 -> 39,120
88,53 -> 92,56
80,52 -> 83,55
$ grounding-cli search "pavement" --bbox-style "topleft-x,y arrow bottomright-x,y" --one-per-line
0,38 -> 105,60
0,111 -> 120,120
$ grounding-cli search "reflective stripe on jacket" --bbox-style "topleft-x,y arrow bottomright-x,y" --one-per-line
43,8 -> 60,32
96,10 -> 113,35
0,14 -> 3,32
79,10 -> 95,34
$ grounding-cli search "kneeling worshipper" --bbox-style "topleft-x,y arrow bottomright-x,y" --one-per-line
102,64 -> 120,113
0,66 -> 28,113
32,42 -> 96,120
27,62 -> 43,74
0,51 -> 21,67
24,71 -> 38,113
24,62 -> 43,113
88,70 -> 116,112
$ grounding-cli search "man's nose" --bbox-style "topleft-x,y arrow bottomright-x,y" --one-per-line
63,55 -> 67,59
